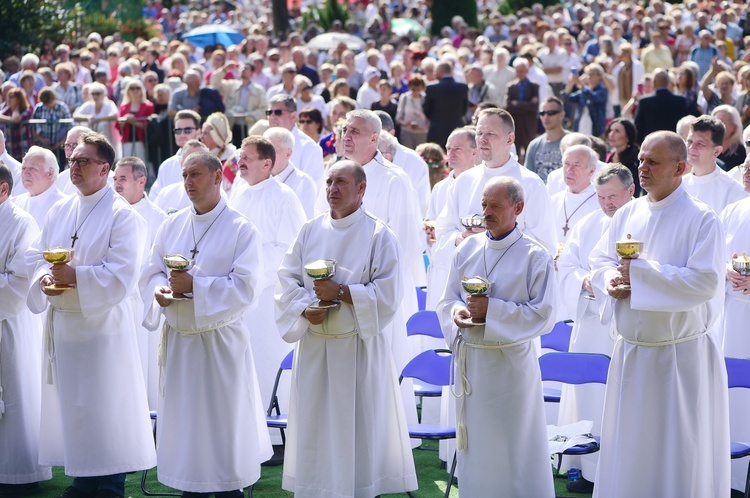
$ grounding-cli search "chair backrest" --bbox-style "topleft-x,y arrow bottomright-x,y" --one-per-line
406,310 -> 445,340
400,349 -> 452,387
416,286 -> 427,311
540,320 -> 573,352
726,357 -> 750,389
539,352 -> 611,385
280,349 -> 294,371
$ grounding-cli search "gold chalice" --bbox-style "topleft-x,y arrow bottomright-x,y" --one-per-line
461,276 -> 492,326
43,247 -> 75,291
304,259 -> 340,309
733,252 -> 750,276
163,254 -> 195,300
614,234 -> 644,291
460,214 -> 486,231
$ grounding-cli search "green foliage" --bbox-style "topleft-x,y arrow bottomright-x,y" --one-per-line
0,0 -> 69,60
430,0 -> 478,37
298,0 -> 350,32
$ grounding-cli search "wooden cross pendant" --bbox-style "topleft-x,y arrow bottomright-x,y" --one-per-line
71,233 -> 79,248
190,247 -> 199,259
562,224 -> 569,236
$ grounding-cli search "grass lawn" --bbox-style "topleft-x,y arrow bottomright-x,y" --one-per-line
35,441 -> 591,498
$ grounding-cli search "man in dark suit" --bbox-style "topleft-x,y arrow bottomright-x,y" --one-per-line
505,58 -> 540,162
423,61 -> 468,147
634,69 -> 688,144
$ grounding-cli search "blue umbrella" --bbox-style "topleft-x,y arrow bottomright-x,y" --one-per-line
182,24 -> 245,48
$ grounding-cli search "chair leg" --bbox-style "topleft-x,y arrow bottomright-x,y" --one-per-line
247,484 -> 253,498
140,467 -> 180,497
407,492 -> 417,497
744,458 -> 750,498
443,452 -> 457,498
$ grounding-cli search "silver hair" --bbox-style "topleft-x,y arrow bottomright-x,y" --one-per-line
560,132 -> 593,152
115,156 -> 148,180
263,127 -> 295,151
20,53 -> 39,69
23,146 -> 59,180
595,163 -> 633,188
345,109 -> 382,135
563,144 -> 598,170
268,94 -> 297,112
377,130 -> 398,158
485,176 -> 524,204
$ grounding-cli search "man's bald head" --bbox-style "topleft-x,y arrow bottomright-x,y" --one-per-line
328,159 -> 366,184
653,69 -> 670,89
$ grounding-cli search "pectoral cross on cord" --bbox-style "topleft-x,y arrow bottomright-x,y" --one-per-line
563,192 -> 596,238
189,205 -> 228,260
70,193 -> 108,249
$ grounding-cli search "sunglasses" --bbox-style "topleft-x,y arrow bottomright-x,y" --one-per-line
265,109 -> 287,116
174,127 -> 196,135
298,119 -> 313,124
539,110 -> 562,117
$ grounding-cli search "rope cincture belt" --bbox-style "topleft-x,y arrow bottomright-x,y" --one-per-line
45,305 -> 82,385
157,315 -> 241,396
308,328 -> 358,339
619,330 -> 708,347
450,332 -> 535,451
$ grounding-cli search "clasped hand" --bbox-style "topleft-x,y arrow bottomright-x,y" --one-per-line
453,295 -> 488,327
168,269 -> 193,295
312,278 -> 339,301
41,263 -> 76,296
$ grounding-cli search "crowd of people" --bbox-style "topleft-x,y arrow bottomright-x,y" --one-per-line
2,0 -> 750,497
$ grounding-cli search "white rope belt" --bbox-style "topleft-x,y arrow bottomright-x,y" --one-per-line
44,306 -> 82,385
157,315 -> 241,396
308,328 -> 358,340
620,330 -> 708,347
450,332 -> 531,451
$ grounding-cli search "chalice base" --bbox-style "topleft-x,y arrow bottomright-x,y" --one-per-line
164,291 -> 192,301
613,283 -> 631,292
310,300 -> 340,310
43,283 -> 74,292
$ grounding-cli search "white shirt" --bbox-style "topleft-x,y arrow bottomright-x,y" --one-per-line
11,185 -> 66,228
392,144 -> 430,216
274,161 -> 317,219
683,167 -> 748,214
290,126 -> 325,185
150,150 -> 183,200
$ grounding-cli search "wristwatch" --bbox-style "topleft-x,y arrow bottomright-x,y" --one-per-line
338,284 -> 345,298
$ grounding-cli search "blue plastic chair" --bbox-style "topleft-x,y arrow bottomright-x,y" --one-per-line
406,311 -> 448,398
400,350 -> 457,498
726,357 -> 750,498
540,320 -> 573,352
266,350 -> 295,443
416,286 -> 427,312
538,352 -> 611,474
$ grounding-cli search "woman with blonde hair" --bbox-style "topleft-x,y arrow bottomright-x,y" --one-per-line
712,105 -> 747,171
74,82 -> 121,158
118,78 -> 154,167
200,112 -> 238,192
416,142 -> 447,189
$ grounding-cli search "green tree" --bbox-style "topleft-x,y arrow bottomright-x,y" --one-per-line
0,0 -> 68,60
430,0 -> 478,37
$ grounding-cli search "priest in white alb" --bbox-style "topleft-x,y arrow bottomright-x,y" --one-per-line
25,133 -> 155,498
114,156 -> 166,409
545,133 -> 603,197
683,115 -> 747,214
438,176 -> 557,498
11,146 -> 66,227
435,108 -> 557,258
56,127 -> 91,196
229,136 -> 306,447
0,130 -> 27,198
551,144 -> 600,244
153,140 -> 211,215
275,160 -> 418,498
148,110 -> 203,199
0,163 -> 51,496
720,196 -> 750,493
263,127 -> 318,219
589,131 -> 730,498
555,164 -> 634,493
140,151 -> 272,496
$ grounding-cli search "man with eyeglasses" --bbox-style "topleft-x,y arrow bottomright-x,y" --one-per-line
0,161 -> 51,497
56,125 -> 114,196
524,97 -> 569,183
25,132 -> 156,498
266,94 -> 324,184
149,110 -> 202,199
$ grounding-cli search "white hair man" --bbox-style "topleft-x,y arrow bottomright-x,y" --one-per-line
483,48 -> 515,107
551,144 -> 600,243
0,129 -> 27,197
266,94 -> 325,184
113,156 -> 166,408
438,176 -> 557,498
153,139 -> 211,214
263,127 -> 317,219
377,130 -> 399,162
0,162 -> 51,496
556,164 -> 635,493
231,136 -> 306,448
9,53 -> 44,92
12,146 -> 64,226
545,133 -> 604,196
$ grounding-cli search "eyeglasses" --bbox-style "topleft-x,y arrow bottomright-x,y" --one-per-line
67,157 -> 107,168
174,127 -> 196,135
298,119 -> 313,124
265,109 -> 287,116
63,142 -> 78,151
539,110 -> 562,117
